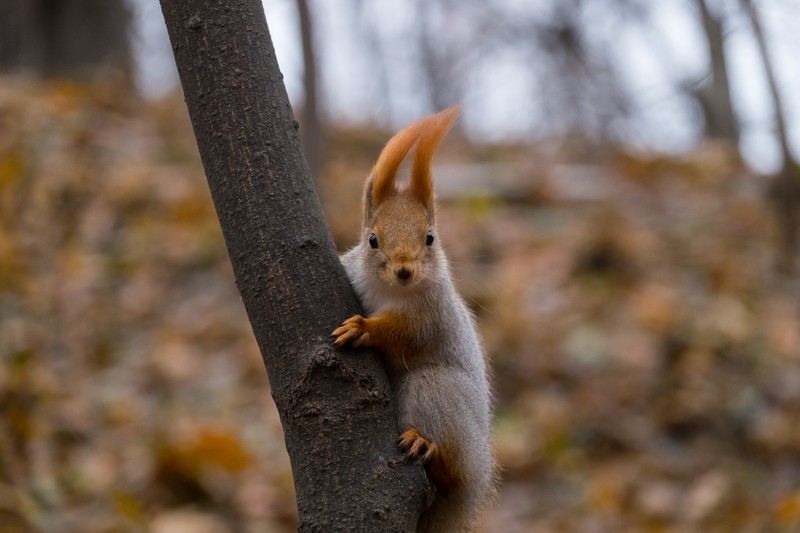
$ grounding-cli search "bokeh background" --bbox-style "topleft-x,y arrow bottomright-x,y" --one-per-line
2,1 -> 800,532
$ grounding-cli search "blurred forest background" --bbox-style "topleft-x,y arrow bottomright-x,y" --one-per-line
2,0 -> 800,532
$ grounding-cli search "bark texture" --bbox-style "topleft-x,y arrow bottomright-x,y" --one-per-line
159,1 -> 430,530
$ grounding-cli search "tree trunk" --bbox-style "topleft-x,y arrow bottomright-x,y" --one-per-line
0,0 -> 131,80
741,0 -> 800,271
159,1 -> 430,531
694,0 -> 739,142
295,0 -> 325,181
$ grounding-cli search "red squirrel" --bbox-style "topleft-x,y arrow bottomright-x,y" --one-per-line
333,107 -> 496,531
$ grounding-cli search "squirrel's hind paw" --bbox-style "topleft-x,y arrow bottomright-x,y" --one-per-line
398,427 -> 439,463
399,427 -> 457,497
332,315 -> 370,347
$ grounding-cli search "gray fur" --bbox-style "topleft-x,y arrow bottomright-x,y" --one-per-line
340,237 -> 496,532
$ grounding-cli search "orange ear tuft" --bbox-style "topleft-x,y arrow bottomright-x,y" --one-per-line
410,106 -> 461,209
371,114 -> 435,208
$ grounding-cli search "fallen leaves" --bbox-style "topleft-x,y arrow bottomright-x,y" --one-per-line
2,78 -> 799,532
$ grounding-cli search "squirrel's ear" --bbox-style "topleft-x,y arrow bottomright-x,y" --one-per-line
410,106 -> 460,210
370,111 -> 441,210
362,176 -> 376,226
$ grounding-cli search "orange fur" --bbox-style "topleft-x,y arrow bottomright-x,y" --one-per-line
410,106 -> 461,209
370,107 -> 461,210
371,117 -> 430,208
335,106 -> 495,531
334,312 -> 465,495
399,427 -> 462,496
332,311 -> 422,361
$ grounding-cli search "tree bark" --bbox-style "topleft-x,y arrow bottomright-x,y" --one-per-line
159,1 -> 430,530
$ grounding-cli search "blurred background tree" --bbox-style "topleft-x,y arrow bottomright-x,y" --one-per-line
258,0 -> 798,265
3,0 -> 800,531
0,0 -> 133,82
5,0 -> 794,193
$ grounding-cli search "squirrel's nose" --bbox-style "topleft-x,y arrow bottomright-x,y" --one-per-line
395,267 -> 413,281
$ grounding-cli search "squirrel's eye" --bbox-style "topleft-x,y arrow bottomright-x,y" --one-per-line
369,233 -> 379,249
426,230 -> 434,246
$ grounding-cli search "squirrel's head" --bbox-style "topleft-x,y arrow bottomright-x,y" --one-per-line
360,107 -> 460,290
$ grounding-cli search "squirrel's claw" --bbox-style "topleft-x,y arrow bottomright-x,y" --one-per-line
399,427 -> 439,464
400,427 -> 454,498
332,315 -> 369,347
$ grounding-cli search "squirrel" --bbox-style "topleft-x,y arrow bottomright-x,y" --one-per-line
332,107 -> 496,532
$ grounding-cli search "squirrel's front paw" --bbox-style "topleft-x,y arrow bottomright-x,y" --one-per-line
332,314 -> 370,347
398,427 -> 439,463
